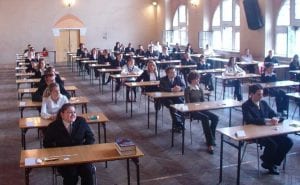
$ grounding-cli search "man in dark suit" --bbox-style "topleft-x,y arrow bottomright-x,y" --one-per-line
242,84 -> 293,175
44,103 -> 95,185
264,50 -> 279,66
160,66 -> 185,132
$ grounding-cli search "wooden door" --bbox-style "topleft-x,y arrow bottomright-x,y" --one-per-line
55,29 -> 80,63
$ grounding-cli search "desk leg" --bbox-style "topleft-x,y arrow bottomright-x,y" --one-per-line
98,72 -> 101,92
215,78 -> 217,100
112,79 -> 114,102
97,123 -> 101,143
219,134 -> 224,183
21,108 -> 24,118
171,121 -> 174,147
130,87 -> 133,118
22,129 -> 27,150
103,124 -> 107,143
155,109 -> 158,135
132,158 -> 140,185
229,108 -> 232,127
147,97 -> 150,129
237,141 -> 242,185
182,121 -> 185,155
25,168 -> 31,185
127,159 -> 131,185
287,97 -> 289,119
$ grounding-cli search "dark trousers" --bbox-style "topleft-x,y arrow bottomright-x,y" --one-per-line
258,135 -> 293,166
191,110 -> 218,146
200,73 -> 214,90
58,163 -> 94,185
162,97 -> 184,128
267,89 -> 288,113
227,80 -> 242,101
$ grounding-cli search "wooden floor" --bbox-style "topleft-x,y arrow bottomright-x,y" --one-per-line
2,63 -> 300,185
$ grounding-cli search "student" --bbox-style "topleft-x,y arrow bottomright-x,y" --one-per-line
289,54 -> 300,81
135,45 -> 145,56
41,83 -> 69,120
181,52 -> 196,85
185,43 -> 194,54
242,84 -> 293,175
159,66 -> 185,133
196,54 -> 214,91
32,68 -> 70,102
33,58 -> 47,79
240,48 -> 255,73
104,52 -> 125,85
119,57 -> 142,101
43,103 -> 95,185
76,43 -> 86,57
172,43 -> 181,60
261,63 -> 288,116
184,72 -> 218,154
136,60 -> 159,92
124,43 -> 135,54
222,57 -> 245,101
95,49 -> 113,82
158,46 -> 171,70
42,47 -> 48,57
264,50 -> 279,66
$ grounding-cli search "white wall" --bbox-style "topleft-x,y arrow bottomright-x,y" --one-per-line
0,0 -> 163,64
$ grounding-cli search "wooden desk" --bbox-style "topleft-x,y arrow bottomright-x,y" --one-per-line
206,57 -> 228,68
156,60 -> 181,77
286,92 -> 300,119
16,77 -> 66,89
20,143 -> 144,185
88,63 -> 110,84
18,85 -> 78,100
170,99 -> 242,154
258,80 -> 300,89
15,66 -> 28,72
217,120 -> 300,185
145,91 -> 184,134
97,68 -> 122,93
78,60 -> 97,78
15,72 -> 35,79
193,68 -> 225,74
18,96 -> 89,118
19,112 -> 109,149
124,81 -> 160,117
110,74 -> 141,104
214,74 -> 260,100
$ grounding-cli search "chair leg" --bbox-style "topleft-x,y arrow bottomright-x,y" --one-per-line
241,142 -> 248,162
256,144 -> 260,176
190,118 -> 192,144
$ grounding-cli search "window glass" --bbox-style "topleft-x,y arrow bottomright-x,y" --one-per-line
212,6 -> 220,26
275,33 -> 287,56
223,27 -> 233,50
173,11 -> 179,27
212,31 -> 221,49
235,32 -> 240,50
179,5 -> 186,23
235,4 -> 240,26
222,0 -> 232,21
277,0 -> 290,26
296,0 -> 300,19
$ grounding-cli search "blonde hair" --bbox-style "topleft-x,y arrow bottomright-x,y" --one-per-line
147,60 -> 158,76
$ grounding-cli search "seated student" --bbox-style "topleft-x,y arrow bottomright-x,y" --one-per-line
145,45 -> 159,58
222,57 -> 245,101
184,72 -> 218,154
118,57 -> 142,101
159,66 -> 185,133
289,54 -> 300,81
203,44 -> 214,57
32,68 -> 70,102
135,44 -> 145,56
158,46 -> 171,70
113,41 -> 122,53
95,49 -> 113,82
185,43 -> 194,54
124,43 -> 135,54
264,49 -> 279,66
42,47 -> 48,57
43,103 -> 95,185
104,52 -> 125,85
242,84 -> 293,175
33,58 -> 47,79
76,43 -> 86,58
172,43 -> 181,60
196,54 -> 214,91
41,83 -> 69,120
240,48 -> 255,73
261,63 -> 288,116
181,52 -> 196,85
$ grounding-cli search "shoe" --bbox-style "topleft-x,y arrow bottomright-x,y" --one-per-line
207,146 -> 214,155
261,163 -> 279,175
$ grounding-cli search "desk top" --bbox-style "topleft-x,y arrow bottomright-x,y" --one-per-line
125,81 -> 159,87
206,57 -> 228,63
146,91 -> 184,98
174,64 -> 197,69
156,60 -> 181,64
110,73 -> 141,78
18,96 -> 89,108
19,112 -> 109,129
97,68 -> 122,73
16,77 -> 66,84
171,99 -> 242,113
236,61 -> 260,65
259,80 -> 300,88
286,92 -> 300,99
18,85 -> 77,94
89,63 -> 110,68
217,119 -> 300,141
289,70 -> 300,74
193,68 -> 225,74
215,73 -> 260,80
79,60 -> 97,64
20,143 -> 144,168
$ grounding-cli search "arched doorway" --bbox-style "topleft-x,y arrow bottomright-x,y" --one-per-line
53,14 -> 86,62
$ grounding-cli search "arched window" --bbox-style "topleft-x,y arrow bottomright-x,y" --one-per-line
275,0 -> 300,57
212,0 -> 240,51
171,5 -> 188,45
